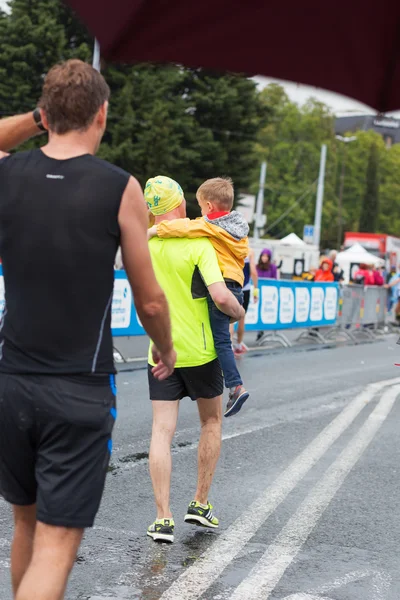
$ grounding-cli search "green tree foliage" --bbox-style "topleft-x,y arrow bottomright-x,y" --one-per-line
254,85 -> 337,243
0,0 -> 91,115
254,84 -> 400,247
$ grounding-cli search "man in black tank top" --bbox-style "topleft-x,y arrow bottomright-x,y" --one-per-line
0,60 -> 176,600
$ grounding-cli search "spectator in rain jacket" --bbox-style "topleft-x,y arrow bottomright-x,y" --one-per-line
385,267 -> 400,315
255,248 -> 278,343
314,258 -> 335,282
329,250 -> 344,282
372,264 -> 385,286
256,248 -> 278,279
354,263 -> 375,285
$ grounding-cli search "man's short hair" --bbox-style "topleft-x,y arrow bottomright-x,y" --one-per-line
39,59 -> 110,134
197,177 -> 234,211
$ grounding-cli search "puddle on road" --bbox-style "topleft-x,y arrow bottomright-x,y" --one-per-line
119,452 -> 149,464
117,441 -> 192,465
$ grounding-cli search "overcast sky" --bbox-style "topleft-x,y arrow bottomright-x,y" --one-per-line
1,0 -> 397,117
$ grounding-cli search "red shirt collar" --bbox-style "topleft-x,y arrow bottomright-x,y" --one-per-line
207,211 -> 229,220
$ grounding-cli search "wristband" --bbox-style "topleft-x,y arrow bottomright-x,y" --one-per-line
253,288 -> 259,298
33,108 -> 46,132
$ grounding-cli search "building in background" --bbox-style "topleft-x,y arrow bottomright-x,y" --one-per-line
335,114 -> 400,147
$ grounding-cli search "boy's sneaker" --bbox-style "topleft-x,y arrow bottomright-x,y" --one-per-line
234,342 -> 248,356
224,385 -> 249,417
184,501 -> 219,528
147,518 -> 175,543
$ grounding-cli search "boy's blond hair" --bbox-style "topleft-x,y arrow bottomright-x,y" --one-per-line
197,177 -> 234,211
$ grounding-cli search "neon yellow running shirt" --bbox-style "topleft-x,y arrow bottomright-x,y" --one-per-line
148,237 -> 223,367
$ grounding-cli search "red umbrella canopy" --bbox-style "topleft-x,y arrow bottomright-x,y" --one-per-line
66,0 -> 400,112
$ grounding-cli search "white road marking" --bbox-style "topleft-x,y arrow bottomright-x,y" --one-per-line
310,569 -> 371,594
159,377 -> 400,600
229,384 -> 400,600
371,570 -> 392,600
310,568 -> 391,599
283,569 -> 392,600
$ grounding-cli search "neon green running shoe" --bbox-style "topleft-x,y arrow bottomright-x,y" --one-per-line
184,501 -> 219,528
147,518 -> 175,543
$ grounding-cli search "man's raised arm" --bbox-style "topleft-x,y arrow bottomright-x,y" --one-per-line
0,111 -> 45,153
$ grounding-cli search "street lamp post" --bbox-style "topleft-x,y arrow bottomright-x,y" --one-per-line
335,135 -> 357,248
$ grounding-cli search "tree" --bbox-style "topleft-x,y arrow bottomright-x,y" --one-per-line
254,85 -> 337,244
359,142 -> 379,232
253,83 -> 400,248
0,0 -> 92,116
378,143 -> 400,234
99,65 -> 266,216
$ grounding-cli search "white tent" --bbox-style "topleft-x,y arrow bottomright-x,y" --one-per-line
280,232 -> 306,246
336,243 -> 380,282
336,243 -> 380,266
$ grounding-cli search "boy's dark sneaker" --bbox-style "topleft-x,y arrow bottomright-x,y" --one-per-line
184,501 -> 219,528
147,518 -> 175,543
224,385 -> 249,417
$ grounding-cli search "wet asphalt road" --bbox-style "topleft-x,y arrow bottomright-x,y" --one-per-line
2,336 -> 400,600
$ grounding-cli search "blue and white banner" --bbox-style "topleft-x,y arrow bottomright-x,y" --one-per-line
0,268 -> 338,337
111,270 -> 145,336
0,266 -> 145,338
244,279 -> 339,330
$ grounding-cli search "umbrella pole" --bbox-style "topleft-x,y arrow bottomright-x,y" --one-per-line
92,39 -> 101,72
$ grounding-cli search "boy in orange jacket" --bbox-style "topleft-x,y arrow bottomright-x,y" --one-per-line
148,177 -> 250,417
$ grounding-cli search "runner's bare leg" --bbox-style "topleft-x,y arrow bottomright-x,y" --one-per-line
11,505 -> 36,596
15,523 -> 83,600
149,400 -> 180,519
195,395 -> 223,504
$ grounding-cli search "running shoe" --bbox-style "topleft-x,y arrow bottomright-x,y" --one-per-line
184,501 -> 219,528
147,518 -> 175,543
224,385 -> 249,417
233,342 -> 248,356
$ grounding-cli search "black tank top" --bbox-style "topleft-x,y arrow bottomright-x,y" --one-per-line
0,149 -> 130,374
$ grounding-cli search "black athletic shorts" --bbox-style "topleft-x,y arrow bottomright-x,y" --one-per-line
0,373 -> 116,528
148,358 -> 223,401
243,289 -> 251,313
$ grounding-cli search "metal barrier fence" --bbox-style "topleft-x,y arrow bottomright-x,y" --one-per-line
0,266 -> 391,360
322,284 -> 388,345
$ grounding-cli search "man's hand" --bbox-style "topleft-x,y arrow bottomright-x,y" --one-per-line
0,151 -> 9,159
148,225 -> 157,240
151,345 -> 177,380
253,288 -> 259,303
